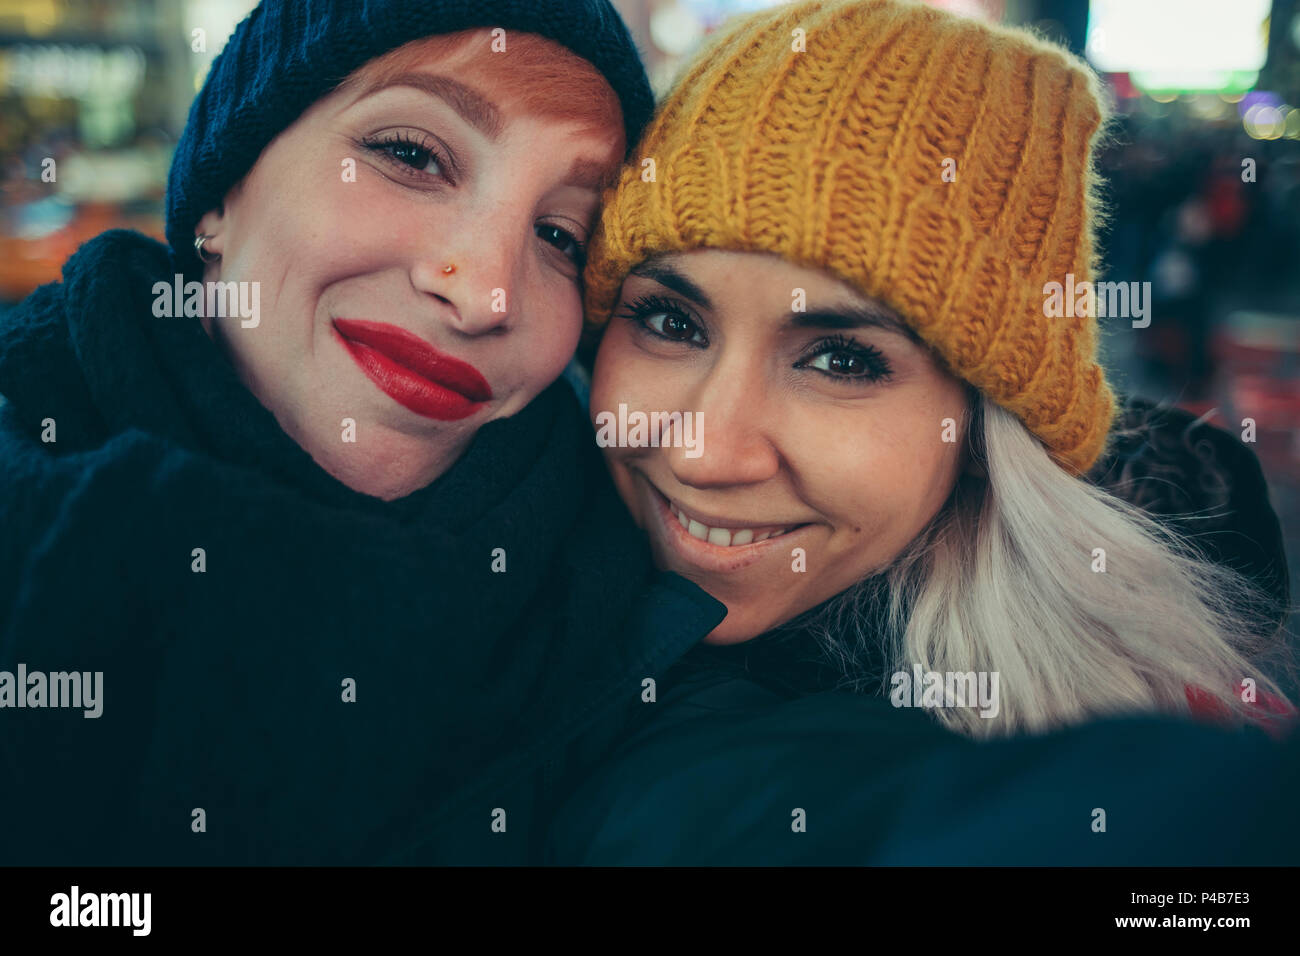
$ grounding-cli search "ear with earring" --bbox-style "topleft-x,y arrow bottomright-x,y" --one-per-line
195,234 -> 221,263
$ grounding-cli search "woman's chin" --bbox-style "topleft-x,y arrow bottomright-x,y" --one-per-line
676,583 -> 790,644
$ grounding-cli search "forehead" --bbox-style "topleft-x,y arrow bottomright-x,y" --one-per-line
338,30 -> 624,141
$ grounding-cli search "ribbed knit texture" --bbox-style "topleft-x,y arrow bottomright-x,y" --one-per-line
584,0 -> 1117,475
166,0 -> 654,278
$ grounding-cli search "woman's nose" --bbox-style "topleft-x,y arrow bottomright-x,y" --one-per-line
668,363 -> 781,490
410,207 -> 524,336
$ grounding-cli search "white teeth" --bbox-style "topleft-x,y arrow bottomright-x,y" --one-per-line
670,499 -> 792,548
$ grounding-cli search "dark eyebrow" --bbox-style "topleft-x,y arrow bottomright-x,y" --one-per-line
628,260 -> 715,311
356,72 -> 504,141
791,303 -> 922,343
628,257 -> 921,343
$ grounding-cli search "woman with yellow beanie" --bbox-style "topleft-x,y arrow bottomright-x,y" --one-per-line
579,0 -> 1296,740
539,0 -> 1300,867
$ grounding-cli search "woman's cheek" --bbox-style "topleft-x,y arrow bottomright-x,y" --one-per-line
590,328 -> 639,409
594,330 -> 687,426
335,179 -> 417,247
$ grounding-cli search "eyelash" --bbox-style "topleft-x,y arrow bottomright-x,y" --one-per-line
796,333 -> 893,383
361,130 -> 455,184
358,130 -> 587,270
615,293 -> 704,343
616,294 -> 894,384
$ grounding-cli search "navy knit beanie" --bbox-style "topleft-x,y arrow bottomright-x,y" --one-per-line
165,0 -> 654,276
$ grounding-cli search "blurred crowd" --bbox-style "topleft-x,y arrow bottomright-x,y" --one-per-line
1100,116 -> 1300,400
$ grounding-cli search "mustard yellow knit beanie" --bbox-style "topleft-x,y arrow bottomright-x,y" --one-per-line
583,0 -> 1117,475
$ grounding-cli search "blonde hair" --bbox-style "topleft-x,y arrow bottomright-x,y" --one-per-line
801,390 -> 1296,739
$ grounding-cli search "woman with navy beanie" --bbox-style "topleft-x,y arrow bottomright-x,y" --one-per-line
0,0 -> 726,864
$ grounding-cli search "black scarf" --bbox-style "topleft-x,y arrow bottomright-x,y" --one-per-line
0,229 -> 725,863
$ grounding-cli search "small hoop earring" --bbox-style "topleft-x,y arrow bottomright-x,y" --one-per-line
195,234 -> 221,264
442,263 -> 456,275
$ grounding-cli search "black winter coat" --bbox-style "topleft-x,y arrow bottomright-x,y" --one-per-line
545,667 -> 1300,865
0,230 -> 726,864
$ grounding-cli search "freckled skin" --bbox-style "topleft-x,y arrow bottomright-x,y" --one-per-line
591,249 -> 972,644
192,42 -> 624,500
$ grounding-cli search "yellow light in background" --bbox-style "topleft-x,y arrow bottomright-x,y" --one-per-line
1188,94 -> 1231,119
1285,108 -> 1300,139
0,0 -> 62,36
1149,92 -> 1178,103
1259,106 -> 1286,139
1244,103 -> 1287,139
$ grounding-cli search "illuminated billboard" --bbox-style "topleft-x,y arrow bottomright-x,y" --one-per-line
1086,0 -> 1272,93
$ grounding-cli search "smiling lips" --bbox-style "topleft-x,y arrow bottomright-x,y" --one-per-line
644,478 -> 808,574
332,318 -> 492,421
666,497 -> 797,547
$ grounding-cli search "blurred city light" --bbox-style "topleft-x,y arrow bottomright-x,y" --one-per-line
1088,0 -> 1271,93
650,2 -> 704,56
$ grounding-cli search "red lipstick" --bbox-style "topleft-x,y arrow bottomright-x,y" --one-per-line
332,319 -> 492,421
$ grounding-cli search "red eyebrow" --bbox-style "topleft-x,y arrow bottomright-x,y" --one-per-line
358,72 -> 504,141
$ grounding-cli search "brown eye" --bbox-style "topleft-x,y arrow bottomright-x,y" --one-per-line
825,351 -> 866,375
798,335 -> 893,383
659,313 -> 697,340
390,141 -> 438,173
536,223 -> 585,266
615,293 -> 708,347
360,131 -> 453,184
643,309 -> 705,345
